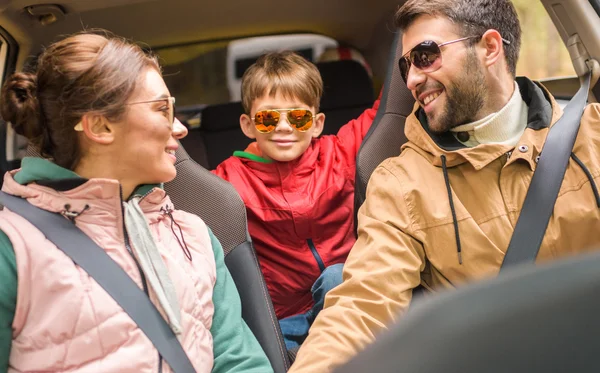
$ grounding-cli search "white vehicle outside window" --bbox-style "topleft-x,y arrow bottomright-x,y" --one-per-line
226,34 -> 338,101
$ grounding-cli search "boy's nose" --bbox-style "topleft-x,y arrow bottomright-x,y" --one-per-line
172,118 -> 188,140
275,115 -> 294,133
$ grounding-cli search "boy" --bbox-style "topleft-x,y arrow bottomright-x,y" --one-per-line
213,51 -> 379,349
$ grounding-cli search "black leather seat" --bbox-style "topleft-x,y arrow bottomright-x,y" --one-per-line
318,59 -> 374,135
354,31 -> 415,223
164,144 -> 291,373
180,101 -> 248,170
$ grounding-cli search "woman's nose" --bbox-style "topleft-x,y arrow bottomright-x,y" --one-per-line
172,118 -> 188,140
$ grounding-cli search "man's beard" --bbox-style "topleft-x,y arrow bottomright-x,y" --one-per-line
426,50 -> 487,134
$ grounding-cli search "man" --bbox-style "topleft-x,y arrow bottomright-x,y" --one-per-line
288,1 -> 600,372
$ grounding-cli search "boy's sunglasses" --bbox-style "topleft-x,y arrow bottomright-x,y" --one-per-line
398,36 -> 511,84
74,96 -> 176,131
252,108 -> 315,134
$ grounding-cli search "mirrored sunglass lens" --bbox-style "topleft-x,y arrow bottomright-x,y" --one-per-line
288,109 -> 313,131
255,110 -> 279,132
410,41 -> 441,70
399,57 -> 410,82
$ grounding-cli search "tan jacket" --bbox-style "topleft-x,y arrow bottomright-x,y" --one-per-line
289,78 -> 600,373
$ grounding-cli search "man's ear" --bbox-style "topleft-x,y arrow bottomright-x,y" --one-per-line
311,112 -> 325,138
480,29 -> 505,69
79,114 -> 115,145
240,114 -> 257,139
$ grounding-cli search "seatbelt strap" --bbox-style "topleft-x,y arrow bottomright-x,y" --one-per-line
501,72 -> 592,270
0,192 -> 196,373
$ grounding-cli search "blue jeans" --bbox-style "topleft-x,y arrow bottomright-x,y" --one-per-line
278,263 -> 344,350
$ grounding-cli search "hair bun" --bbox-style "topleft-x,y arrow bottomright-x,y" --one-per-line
0,72 -> 43,140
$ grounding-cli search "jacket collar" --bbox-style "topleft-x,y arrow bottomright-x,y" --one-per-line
3,158 -> 170,225
403,77 -> 563,171
235,139 -> 320,181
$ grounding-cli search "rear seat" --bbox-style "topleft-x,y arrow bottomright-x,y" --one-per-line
180,59 -> 374,169
318,59 -> 374,135
181,102 -> 248,170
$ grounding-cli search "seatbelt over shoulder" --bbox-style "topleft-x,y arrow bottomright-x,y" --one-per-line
0,191 -> 196,373
501,72 -> 592,269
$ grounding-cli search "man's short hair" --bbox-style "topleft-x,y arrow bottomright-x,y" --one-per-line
240,51 -> 323,114
395,0 -> 522,76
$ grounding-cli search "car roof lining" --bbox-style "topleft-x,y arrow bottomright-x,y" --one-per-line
0,0 -> 403,66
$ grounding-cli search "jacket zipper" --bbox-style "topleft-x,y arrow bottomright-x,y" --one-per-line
120,187 -> 162,372
307,238 -> 326,273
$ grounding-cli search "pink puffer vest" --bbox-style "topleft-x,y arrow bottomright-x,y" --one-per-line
0,171 -> 216,372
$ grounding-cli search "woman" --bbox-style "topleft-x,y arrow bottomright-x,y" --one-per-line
0,31 -> 273,373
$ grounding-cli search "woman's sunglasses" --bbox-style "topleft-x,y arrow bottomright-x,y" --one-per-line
398,36 -> 511,84
252,108 -> 315,134
73,96 -> 176,131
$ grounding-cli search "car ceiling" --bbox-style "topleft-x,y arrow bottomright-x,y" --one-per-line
0,0 -> 403,65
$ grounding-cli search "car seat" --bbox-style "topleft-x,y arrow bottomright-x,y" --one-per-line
336,250 -> 600,373
354,31 -> 415,223
164,144 -> 291,372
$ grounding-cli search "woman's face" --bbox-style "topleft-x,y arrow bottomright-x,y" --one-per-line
110,68 -> 188,190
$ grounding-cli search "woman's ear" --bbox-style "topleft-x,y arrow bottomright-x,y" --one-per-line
79,114 -> 116,145
311,112 -> 325,138
240,114 -> 257,139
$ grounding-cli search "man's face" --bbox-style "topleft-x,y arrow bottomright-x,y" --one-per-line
401,15 -> 488,134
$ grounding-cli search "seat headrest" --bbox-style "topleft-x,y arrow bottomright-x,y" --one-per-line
317,59 -> 374,111
200,102 -> 245,132
198,58 -> 374,132
354,31 -> 415,227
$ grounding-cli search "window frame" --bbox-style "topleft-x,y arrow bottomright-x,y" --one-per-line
0,26 -> 20,171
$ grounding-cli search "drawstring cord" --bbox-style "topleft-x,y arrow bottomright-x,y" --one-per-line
161,206 -> 192,261
441,155 -> 463,264
570,153 -> 600,208
61,202 -> 192,261
436,151 -> 598,265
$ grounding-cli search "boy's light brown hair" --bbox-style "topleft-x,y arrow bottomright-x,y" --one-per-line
240,51 -> 323,114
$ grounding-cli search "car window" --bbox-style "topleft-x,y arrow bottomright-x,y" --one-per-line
156,34 -> 338,115
513,0 -> 576,79
0,33 -> 20,171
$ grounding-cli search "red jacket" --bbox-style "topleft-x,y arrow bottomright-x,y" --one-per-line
213,100 -> 380,319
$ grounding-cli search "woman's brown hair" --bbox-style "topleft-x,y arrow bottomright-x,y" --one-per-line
0,30 -> 160,170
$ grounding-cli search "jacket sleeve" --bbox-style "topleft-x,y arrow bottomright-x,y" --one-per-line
288,162 -> 425,373
0,230 -> 17,372
211,164 -> 228,180
334,92 -> 381,159
208,229 -> 273,373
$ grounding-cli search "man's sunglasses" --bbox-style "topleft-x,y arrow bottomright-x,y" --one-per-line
398,36 -> 511,84
252,108 -> 315,133
74,96 -> 176,131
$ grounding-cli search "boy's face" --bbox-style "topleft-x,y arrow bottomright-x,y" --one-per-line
240,92 -> 325,162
